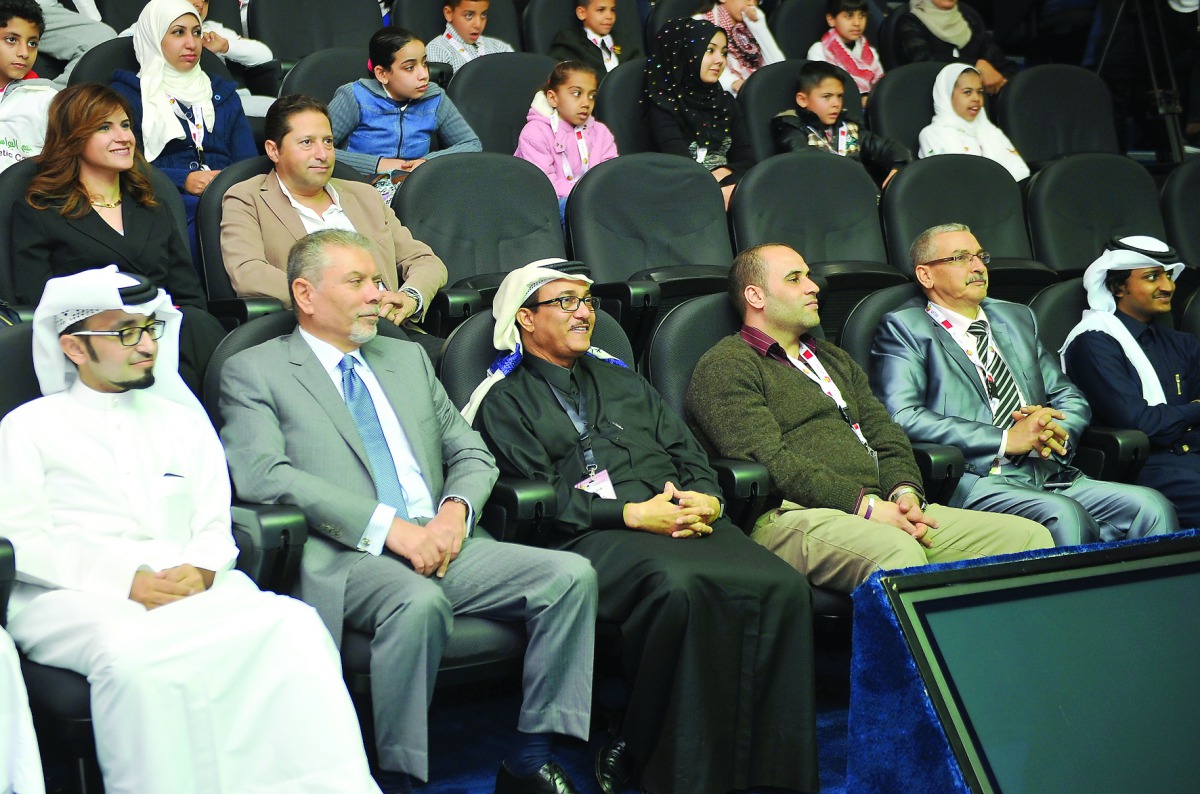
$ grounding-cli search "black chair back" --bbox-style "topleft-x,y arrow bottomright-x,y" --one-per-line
391,152 -> 564,289
731,153 -> 883,261
1026,153 -> 1166,279
840,282 -> 924,373
92,0 -> 151,34
522,0 -> 577,55
729,153 -> 906,343
880,154 -> 1057,303
0,158 -> 40,304
278,47 -> 370,105
1027,277 -> 1088,356
248,0 -> 381,67
645,0 -> 695,48
865,61 -> 941,159
994,64 -> 1119,168
565,153 -> 730,283
1161,158 -> 1200,270
0,323 -> 39,420
770,0 -> 828,59
446,52 -> 558,152
594,56 -> 650,154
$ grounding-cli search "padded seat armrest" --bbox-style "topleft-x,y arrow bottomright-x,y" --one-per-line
911,442 -> 964,506
0,536 -> 14,628
589,279 -> 661,327
709,458 -> 770,532
208,297 -> 286,325
482,477 -> 557,545
1076,426 -> 1151,483
426,287 -> 485,338
629,265 -> 730,300
231,503 -> 309,593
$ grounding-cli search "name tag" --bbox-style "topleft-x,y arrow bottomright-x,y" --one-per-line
575,468 -> 617,500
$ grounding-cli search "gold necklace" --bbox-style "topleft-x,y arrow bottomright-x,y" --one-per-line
91,197 -> 122,209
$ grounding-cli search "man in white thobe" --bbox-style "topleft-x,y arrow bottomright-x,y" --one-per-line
0,629 -> 43,794
0,266 -> 382,794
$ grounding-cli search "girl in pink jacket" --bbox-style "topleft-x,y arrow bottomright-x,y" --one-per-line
514,61 -> 618,219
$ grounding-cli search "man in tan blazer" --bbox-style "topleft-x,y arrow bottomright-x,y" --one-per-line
220,94 -> 446,336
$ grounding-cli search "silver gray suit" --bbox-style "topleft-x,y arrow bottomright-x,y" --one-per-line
218,331 -> 596,781
871,297 -> 1178,545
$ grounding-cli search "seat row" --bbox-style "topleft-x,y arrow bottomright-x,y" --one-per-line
0,143 -> 1190,358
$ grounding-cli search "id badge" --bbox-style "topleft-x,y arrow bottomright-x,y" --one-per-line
575,469 -> 617,500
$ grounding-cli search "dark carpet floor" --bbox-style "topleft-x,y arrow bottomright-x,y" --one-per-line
421,631 -> 852,794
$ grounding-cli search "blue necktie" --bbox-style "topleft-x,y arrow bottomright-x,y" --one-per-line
339,355 -> 409,519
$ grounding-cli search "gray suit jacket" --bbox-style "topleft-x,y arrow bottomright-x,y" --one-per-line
870,297 -> 1092,505
218,331 -> 497,645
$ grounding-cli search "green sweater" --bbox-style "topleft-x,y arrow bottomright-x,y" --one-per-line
685,333 -> 922,514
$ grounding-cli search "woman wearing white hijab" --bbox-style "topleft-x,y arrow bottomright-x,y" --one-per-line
108,0 -> 255,239
918,62 -> 1030,181
897,0 -> 1013,94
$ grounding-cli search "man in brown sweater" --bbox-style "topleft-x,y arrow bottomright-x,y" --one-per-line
685,243 -> 1051,592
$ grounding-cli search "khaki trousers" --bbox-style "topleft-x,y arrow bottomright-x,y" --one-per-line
751,501 -> 1053,593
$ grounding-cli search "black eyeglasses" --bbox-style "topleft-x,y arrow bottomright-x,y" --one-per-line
70,320 -> 166,347
530,295 -> 601,312
920,251 -> 991,267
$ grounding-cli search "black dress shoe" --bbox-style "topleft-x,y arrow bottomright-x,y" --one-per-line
595,736 -> 633,794
495,760 -> 582,794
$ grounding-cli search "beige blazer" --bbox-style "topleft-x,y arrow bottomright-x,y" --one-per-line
219,171 -> 447,312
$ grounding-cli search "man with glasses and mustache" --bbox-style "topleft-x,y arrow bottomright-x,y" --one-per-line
870,223 -> 1178,546
0,266 -> 384,794
471,261 -> 818,794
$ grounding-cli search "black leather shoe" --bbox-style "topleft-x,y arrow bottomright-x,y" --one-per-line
495,760 -> 581,794
595,736 -> 633,794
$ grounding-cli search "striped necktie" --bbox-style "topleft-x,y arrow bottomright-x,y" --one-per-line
339,355 -> 409,519
967,320 -> 1021,428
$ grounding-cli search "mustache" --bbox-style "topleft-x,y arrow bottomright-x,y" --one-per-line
966,275 -> 987,285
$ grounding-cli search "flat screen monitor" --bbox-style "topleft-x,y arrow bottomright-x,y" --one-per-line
883,535 -> 1200,794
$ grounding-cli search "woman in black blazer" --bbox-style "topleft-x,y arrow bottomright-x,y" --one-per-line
12,83 -> 224,394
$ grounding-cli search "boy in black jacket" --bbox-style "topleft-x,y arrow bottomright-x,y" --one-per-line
771,61 -> 909,187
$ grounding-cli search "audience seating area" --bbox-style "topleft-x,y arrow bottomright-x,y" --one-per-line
8,2 -> 1200,792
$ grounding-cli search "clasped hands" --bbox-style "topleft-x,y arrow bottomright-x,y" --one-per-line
863,493 -> 937,548
1005,404 -> 1069,459
129,564 -> 215,609
385,501 -> 467,578
623,481 -> 719,539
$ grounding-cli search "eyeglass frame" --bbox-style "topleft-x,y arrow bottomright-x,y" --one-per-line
919,251 -> 992,268
68,320 -> 167,347
528,295 -> 602,313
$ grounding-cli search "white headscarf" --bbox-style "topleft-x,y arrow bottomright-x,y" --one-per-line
32,266 -> 200,412
1060,236 -> 1186,406
909,0 -> 971,49
461,259 -> 626,424
133,0 -> 214,161
924,63 -> 1029,180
